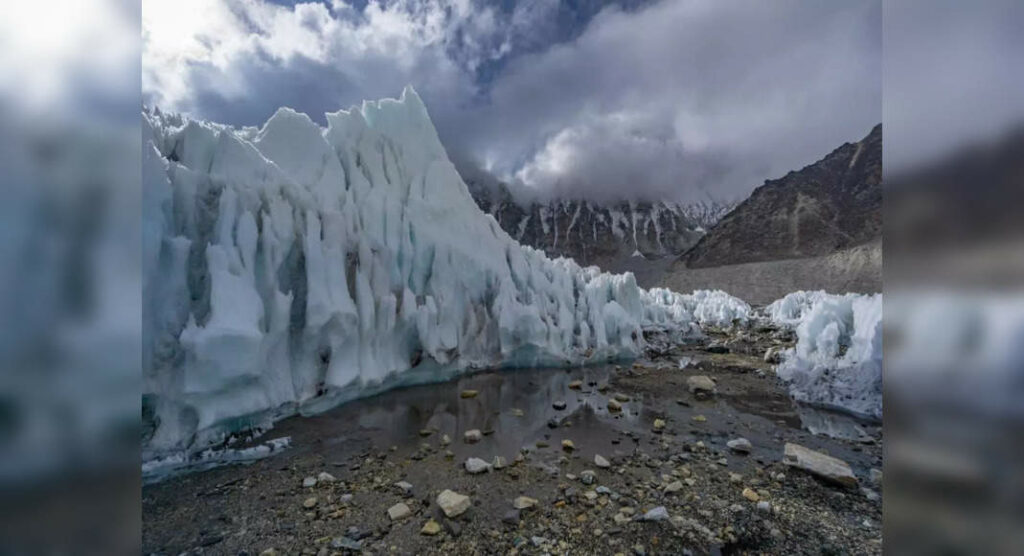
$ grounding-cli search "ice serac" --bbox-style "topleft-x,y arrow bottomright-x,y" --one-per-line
141,87 -> 695,461
767,291 -> 882,420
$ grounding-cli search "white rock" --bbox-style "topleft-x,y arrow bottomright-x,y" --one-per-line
394,481 -> 413,495
302,476 -> 317,488
594,454 -> 611,468
387,502 -> 411,521
783,443 -> 857,487
437,489 -> 471,517
317,472 -> 337,483
513,496 -> 538,509
727,438 -> 753,453
687,375 -> 717,395
465,457 -> 492,474
464,429 -> 482,443
639,506 -> 670,521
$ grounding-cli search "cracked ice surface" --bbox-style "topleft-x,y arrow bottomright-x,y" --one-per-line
142,87 -> 702,461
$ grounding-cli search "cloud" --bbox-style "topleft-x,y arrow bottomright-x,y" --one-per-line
143,0 -> 881,203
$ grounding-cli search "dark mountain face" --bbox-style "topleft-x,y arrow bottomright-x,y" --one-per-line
683,124 -> 882,269
466,181 -> 733,282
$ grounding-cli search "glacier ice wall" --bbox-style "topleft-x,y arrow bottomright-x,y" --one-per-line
142,87 -> 696,458
768,291 -> 882,420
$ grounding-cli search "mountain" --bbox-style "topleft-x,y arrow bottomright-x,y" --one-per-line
660,125 -> 882,304
467,180 -> 734,286
683,124 -> 881,268
141,88 -> 711,464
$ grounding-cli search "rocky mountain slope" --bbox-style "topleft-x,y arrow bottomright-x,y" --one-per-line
467,180 -> 733,284
683,124 -> 882,269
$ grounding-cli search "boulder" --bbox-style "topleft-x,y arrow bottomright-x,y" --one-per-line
783,443 -> 857,487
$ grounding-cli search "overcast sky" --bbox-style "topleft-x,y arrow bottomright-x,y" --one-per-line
143,0 -> 881,203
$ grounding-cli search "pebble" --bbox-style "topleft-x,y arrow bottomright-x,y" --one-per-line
302,497 -> 317,509
302,476 -> 317,488
464,429 -> 482,443
639,506 -> 669,521
727,438 -> 753,453
465,457 -> 492,474
580,470 -> 596,485
420,519 -> 441,536
687,375 -> 717,395
562,439 -> 575,451
594,454 -> 611,468
440,434 -> 451,446
437,489 -> 471,517
613,393 -> 630,402
652,419 -> 666,432
460,389 -> 479,398
553,400 -> 567,410
664,481 -> 683,493
692,415 -> 707,422
742,487 -> 760,502
394,481 -> 413,495
259,550 -> 278,556
387,502 -> 411,521
568,380 -> 583,389
607,399 -> 622,412
757,501 -> 771,513
493,456 -> 508,469
513,496 -> 538,509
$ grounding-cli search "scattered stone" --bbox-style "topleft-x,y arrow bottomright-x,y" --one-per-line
553,400 -> 567,410
465,457 -> 492,474
757,501 -> 771,513
502,510 -> 521,524
437,489 -> 471,517
687,375 -> 716,395
869,468 -> 883,485
419,428 -> 434,437
594,454 -> 611,468
464,429 -> 482,443
513,496 -> 538,510
639,506 -> 670,522
664,481 -> 684,493
652,418 -> 666,432
562,439 -> 575,451
580,470 -> 596,485
440,434 -> 451,446
727,438 -> 753,454
387,502 -> 411,521
742,487 -> 760,502
511,408 -> 525,417
394,481 -> 413,495
783,443 -> 858,487
607,399 -> 622,412
302,476 -> 317,488
568,380 -> 583,390
613,512 -> 631,525
493,456 -> 508,469
330,536 -> 362,551
302,497 -> 317,509
317,472 -> 336,483
460,389 -> 479,399
584,490 -> 598,501
420,519 -> 441,536
613,393 -> 630,402
692,415 -> 707,423
259,549 -> 278,556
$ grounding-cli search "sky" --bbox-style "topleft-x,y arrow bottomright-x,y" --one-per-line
142,0 -> 881,204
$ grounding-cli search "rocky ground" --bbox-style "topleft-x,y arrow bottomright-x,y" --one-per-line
143,324 -> 882,555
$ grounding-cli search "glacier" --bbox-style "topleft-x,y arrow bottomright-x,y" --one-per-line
767,291 -> 882,420
141,87 -> 710,462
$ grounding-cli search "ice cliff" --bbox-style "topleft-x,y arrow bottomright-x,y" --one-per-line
767,291 -> 882,420
142,87 -> 701,460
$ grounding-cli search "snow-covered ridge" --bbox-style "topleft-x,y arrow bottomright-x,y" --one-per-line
767,291 -> 882,420
142,87 -> 702,462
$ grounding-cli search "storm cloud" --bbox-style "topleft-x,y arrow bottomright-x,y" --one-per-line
143,0 -> 881,203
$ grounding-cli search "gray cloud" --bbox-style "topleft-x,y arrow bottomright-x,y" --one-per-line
144,0 -> 880,204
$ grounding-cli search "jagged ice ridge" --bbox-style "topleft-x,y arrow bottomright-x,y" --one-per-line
142,87 -> 718,463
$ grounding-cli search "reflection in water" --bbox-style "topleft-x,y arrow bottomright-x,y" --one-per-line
286,365 -> 648,464
796,404 -> 877,442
